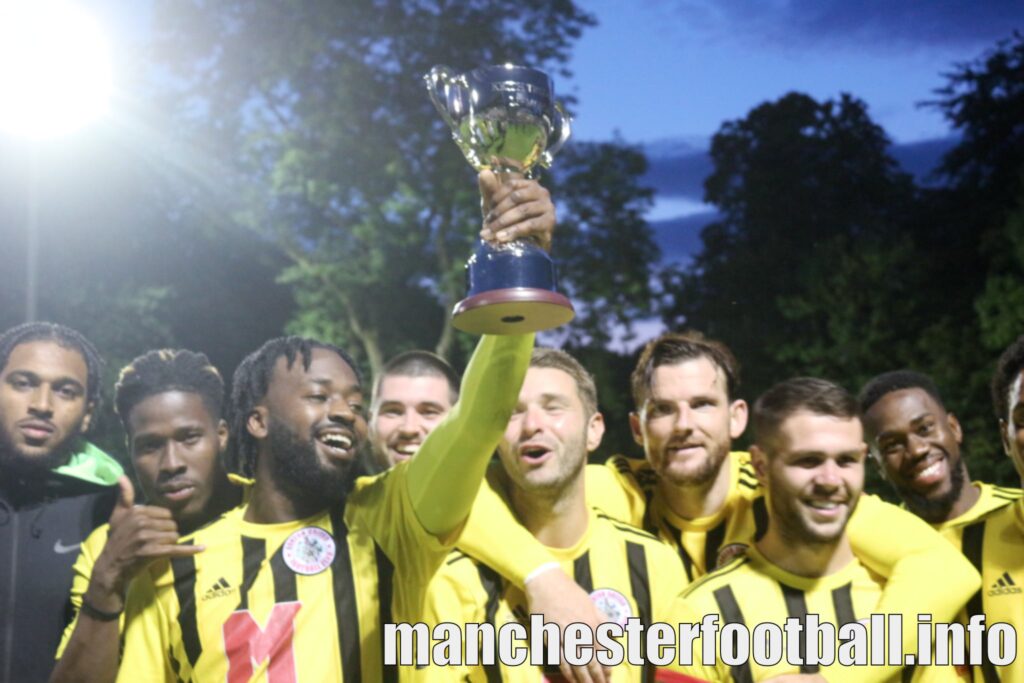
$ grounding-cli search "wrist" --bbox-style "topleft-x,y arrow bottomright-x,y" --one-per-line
523,562 -> 561,588
80,597 -> 123,622
84,577 -> 125,614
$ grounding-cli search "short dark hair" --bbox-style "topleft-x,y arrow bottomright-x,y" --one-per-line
373,350 -> 460,407
858,370 -> 944,414
0,322 -> 104,413
114,349 -> 224,432
631,331 -> 740,408
227,337 -> 360,478
753,377 -> 859,451
530,348 -> 599,416
992,335 -> 1024,421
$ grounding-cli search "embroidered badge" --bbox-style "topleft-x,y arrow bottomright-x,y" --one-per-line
282,527 -> 336,575
715,543 -> 749,569
590,588 -> 632,626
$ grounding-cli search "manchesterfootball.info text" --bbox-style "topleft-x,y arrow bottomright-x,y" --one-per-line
383,614 -> 1017,668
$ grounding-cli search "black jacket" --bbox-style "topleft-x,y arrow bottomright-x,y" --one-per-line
0,452 -> 118,683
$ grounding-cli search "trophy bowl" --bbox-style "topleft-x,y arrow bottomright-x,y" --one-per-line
426,63 -> 575,335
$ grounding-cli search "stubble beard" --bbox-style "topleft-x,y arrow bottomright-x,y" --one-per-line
897,455 -> 965,524
0,424 -> 80,479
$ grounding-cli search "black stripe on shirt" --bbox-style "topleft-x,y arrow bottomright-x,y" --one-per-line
477,564 -> 504,683
712,586 -> 753,683
627,541 -> 654,683
704,522 -> 726,573
752,497 -> 769,541
374,543 -> 397,683
170,543 -> 202,669
831,582 -> 856,643
237,536 -> 266,611
269,549 -> 298,604
671,525 -> 695,582
573,552 -> 594,593
330,508 -> 361,683
962,521 -> 1000,683
780,584 -> 817,673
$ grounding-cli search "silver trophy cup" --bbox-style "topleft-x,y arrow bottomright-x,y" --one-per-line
426,63 -> 574,334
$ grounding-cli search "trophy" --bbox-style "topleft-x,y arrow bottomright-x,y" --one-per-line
425,63 -> 574,334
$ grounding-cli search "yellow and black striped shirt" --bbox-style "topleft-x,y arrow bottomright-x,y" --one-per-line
666,548 -> 964,683
957,499 -> 1024,683
422,509 -> 686,682
116,463 -> 447,683
934,481 -> 1022,547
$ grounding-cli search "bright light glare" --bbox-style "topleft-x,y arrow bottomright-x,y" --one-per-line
0,0 -> 112,139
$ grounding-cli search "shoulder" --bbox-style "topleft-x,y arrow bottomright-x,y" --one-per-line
681,554 -> 756,603
595,510 -> 662,546
605,455 -> 658,489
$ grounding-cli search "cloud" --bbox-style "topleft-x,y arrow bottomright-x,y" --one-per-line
665,0 -> 1023,50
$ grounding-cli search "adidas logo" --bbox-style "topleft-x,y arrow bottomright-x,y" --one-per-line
986,572 -> 1022,597
202,577 -> 235,601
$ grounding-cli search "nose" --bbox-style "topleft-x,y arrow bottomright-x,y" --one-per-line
159,443 -> 186,475
907,433 -> 930,459
520,404 -> 544,437
673,403 -> 694,433
28,386 -> 54,416
397,409 -> 421,436
813,459 -> 842,490
328,397 -> 357,425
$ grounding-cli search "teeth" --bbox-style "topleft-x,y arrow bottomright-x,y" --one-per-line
917,462 -> 941,479
809,501 -> 840,510
320,434 -> 352,449
396,444 -> 419,455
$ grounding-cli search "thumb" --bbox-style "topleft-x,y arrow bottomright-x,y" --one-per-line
115,475 -> 135,510
478,170 -> 499,217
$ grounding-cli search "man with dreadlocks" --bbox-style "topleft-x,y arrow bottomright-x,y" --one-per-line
51,349 -> 242,683
115,172 -> 548,682
0,322 -> 123,683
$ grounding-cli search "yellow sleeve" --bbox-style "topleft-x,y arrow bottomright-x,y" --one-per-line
586,456 -> 647,526
55,524 -> 110,659
115,573 -> 173,683
457,473 -> 558,588
822,494 -> 981,683
406,333 -> 534,538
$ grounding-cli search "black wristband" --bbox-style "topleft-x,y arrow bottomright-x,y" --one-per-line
80,598 -> 122,622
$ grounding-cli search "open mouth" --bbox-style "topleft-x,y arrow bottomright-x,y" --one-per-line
805,499 -> 846,518
392,442 -> 420,459
907,454 -> 946,487
519,444 -> 552,464
317,431 -> 354,458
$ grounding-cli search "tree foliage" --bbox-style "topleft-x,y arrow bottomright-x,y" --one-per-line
148,0 -> 660,373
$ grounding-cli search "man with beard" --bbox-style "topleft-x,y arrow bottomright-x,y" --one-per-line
663,378 -> 966,682
51,349 -> 243,683
368,351 -> 460,472
859,370 -> 1020,543
484,333 -> 979,681
422,348 -> 685,682
114,172 -> 545,682
0,322 -> 123,683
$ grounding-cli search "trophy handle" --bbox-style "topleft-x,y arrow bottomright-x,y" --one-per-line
540,102 -> 572,168
425,65 -> 465,133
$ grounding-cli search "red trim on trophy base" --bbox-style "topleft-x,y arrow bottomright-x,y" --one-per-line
452,288 -> 575,334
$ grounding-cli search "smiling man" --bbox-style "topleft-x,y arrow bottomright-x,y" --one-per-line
665,378 -> 967,682
0,322 -> 123,683
51,349 -> 241,683
859,370 -> 1020,541
368,350 -> 460,471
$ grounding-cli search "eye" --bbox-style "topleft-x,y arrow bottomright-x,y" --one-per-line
9,376 -> 32,391
421,407 -> 443,418
381,406 -> 403,417
349,402 -> 366,416
691,399 -> 714,410
647,402 -> 675,418
306,393 -> 328,403
182,432 -> 203,445
57,385 -> 81,400
917,422 -> 935,436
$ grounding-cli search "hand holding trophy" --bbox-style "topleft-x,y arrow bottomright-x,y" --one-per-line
425,64 -> 574,334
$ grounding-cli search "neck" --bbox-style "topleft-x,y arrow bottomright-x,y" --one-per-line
757,527 -> 852,577
658,456 -> 732,520
507,473 -> 589,549
180,480 -> 242,535
244,452 -> 331,524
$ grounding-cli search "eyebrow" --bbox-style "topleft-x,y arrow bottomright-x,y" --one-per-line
6,370 -> 85,391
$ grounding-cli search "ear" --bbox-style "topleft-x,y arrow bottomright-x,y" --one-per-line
80,401 -> 96,434
246,406 -> 269,439
728,399 -> 748,440
1000,419 -> 1012,456
217,419 -> 229,451
749,445 -> 768,485
947,412 -> 963,444
585,412 -> 606,453
628,411 -> 644,446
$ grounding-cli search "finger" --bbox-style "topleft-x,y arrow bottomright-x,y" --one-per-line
115,476 -> 135,510
478,170 -> 500,217
139,543 -> 205,558
132,517 -> 181,534
487,183 -> 549,220
491,217 -> 555,249
488,177 -> 542,207
133,505 -> 176,521
486,197 -> 549,229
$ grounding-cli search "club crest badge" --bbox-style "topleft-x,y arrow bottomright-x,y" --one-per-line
589,588 -> 632,627
715,543 -> 749,569
282,527 -> 336,575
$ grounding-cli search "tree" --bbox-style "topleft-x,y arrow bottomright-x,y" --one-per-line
148,0 -> 660,374
664,92 -> 915,395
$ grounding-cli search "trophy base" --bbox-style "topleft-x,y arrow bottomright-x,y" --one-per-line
452,288 -> 574,334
